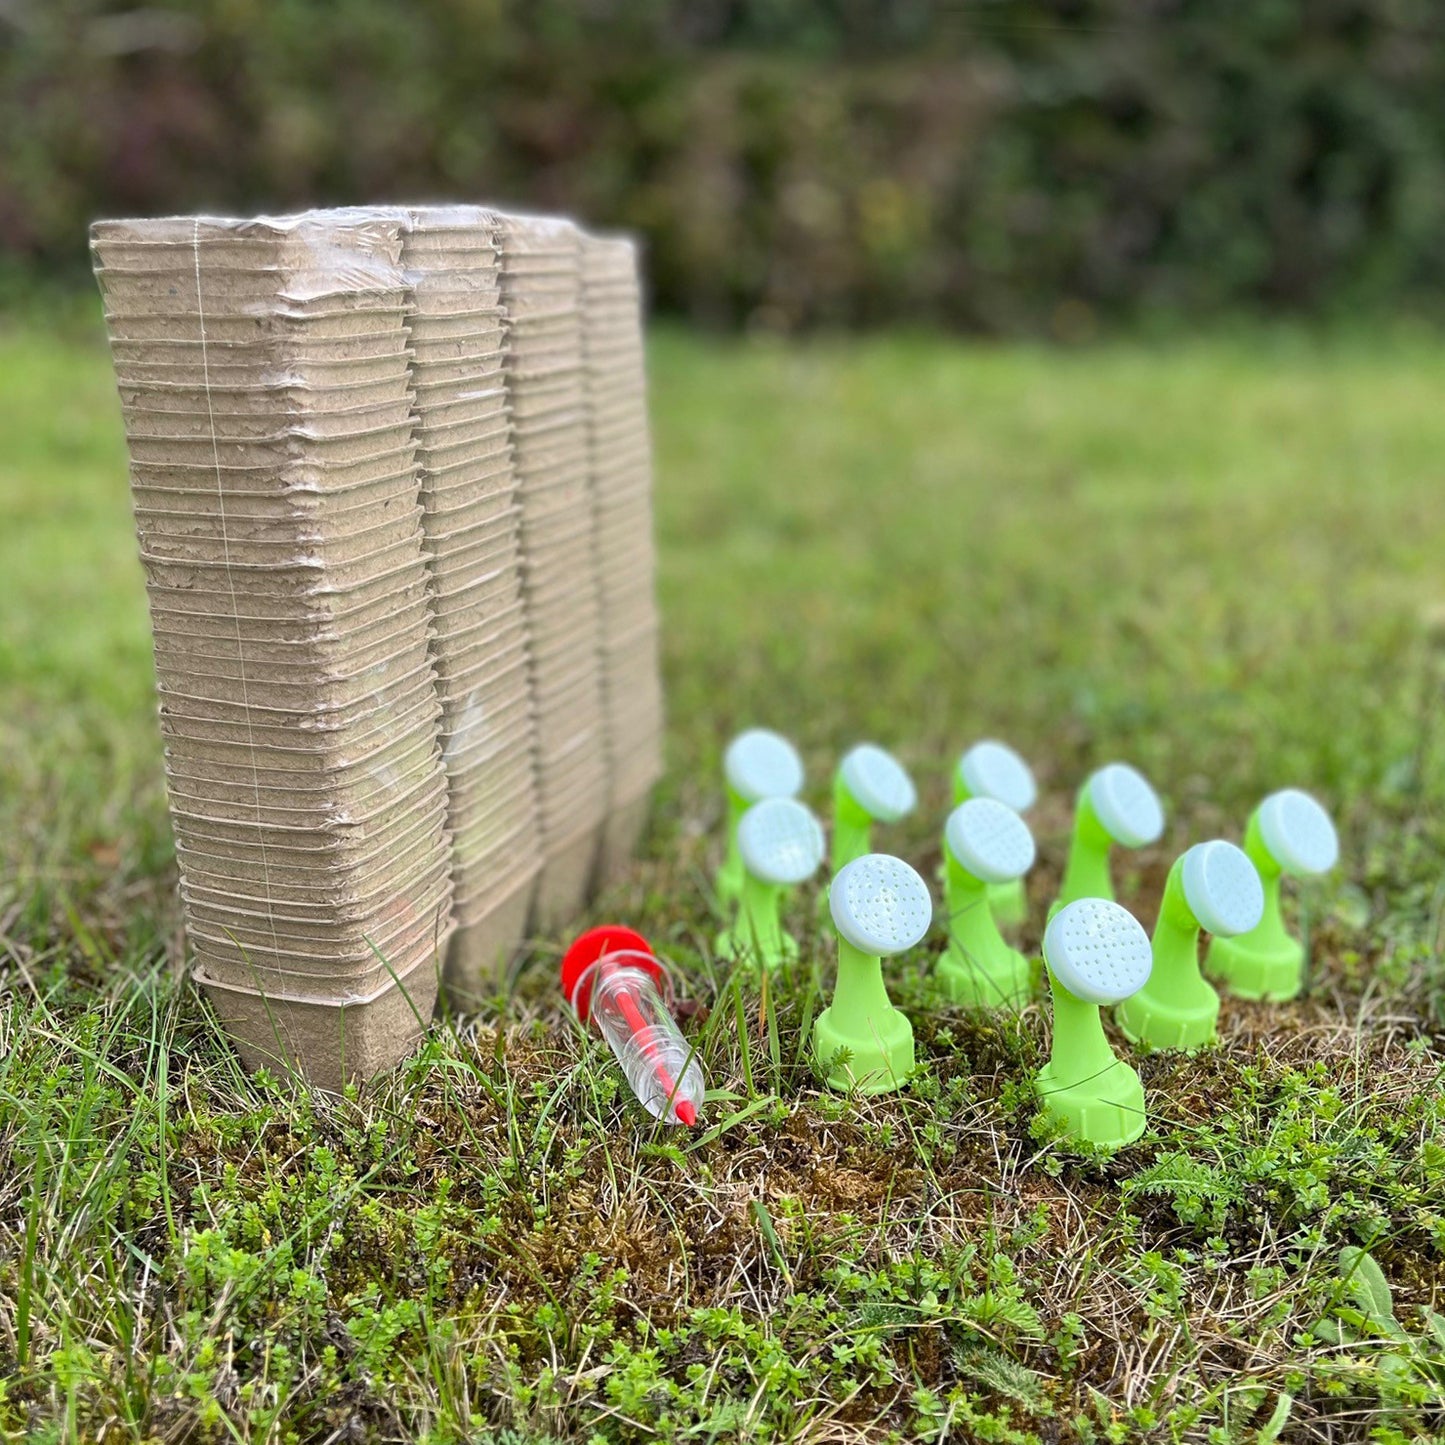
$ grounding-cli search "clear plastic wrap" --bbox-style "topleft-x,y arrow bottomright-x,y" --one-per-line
92,202 -> 665,1082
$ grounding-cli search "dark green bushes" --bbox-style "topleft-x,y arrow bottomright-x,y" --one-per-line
3,1 -> 1443,330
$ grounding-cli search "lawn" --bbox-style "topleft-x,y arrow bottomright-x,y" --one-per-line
1,310 -> 1443,1443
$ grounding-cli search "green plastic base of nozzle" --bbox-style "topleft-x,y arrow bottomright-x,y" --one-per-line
1205,932 -> 1304,1001
988,878 -> 1028,930
936,945 -> 1032,1010
1114,987 -> 1219,1053
714,859 -> 744,910
1035,1058 -> 1147,1149
715,788 -> 749,909
811,1005 -> 914,1094
942,867 -> 1028,931
715,927 -> 799,971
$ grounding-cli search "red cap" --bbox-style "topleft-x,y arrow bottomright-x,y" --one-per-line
560,924 -> 667,1025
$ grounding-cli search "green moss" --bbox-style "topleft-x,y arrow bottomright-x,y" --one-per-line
1,319 -> 1443,1440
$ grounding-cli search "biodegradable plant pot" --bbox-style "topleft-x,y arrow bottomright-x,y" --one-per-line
195,946 -> 446,1094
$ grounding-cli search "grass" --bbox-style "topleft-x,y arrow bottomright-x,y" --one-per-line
1,309 -> 1444,1443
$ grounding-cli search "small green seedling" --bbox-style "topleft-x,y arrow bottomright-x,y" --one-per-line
1055,763 -> 1164,913
716,728 -> 805,906
1115,840 -> 1263,1052
936,797 -> 1036,1008
1311,1246 -> 1445,1409
831,743 -> 917,875
812,853 -> 930,1093
1207,789 -> 1338,1001
953,739 -> 1037,928
1036,898 -> 1153,1149
716,797 -> 825,971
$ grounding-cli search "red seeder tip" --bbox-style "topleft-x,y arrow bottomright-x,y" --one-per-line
675,1100 -> 698,1127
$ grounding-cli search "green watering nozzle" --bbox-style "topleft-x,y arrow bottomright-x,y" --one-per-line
1054,763 -> 1164,914
831,744 -> 917,875
716,728 -> 805,907
812,853 -> 931,1093
1206,790 -> 1338,1001
1115,840 -> 1264,1052
716,797 -> 825,971
936,798 -> 1037,1009
1037,899 -> 1153,1149
953,739 -> 1038,929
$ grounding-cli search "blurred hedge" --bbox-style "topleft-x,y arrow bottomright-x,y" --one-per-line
3,0 -> 1444,331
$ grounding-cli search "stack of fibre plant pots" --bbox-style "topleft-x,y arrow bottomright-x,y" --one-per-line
580,233 -> 665,884
496,214 -> 610,928
90,213 -> 454,1091
396,206 -> 543,1004
92,204 -> 667,1089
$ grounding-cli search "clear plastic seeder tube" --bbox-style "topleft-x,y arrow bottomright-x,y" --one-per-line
586,953 -> 704,1125
560,927 -> 705,1126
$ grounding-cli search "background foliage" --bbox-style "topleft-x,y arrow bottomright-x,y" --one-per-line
3,0 -> 1445,331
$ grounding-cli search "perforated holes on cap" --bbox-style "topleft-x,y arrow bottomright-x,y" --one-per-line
960,740 -> 1037,813
737,797 -> 825,886
841,744 -> 917,823
1259,789 -> 1338,876
832,854 -> 932,955
1091,763 -> 1164,847
1182,841 -> 1264,938
725,729 -> 804,802
1046,898 -> 1152,1004
947,797 -> 1036,885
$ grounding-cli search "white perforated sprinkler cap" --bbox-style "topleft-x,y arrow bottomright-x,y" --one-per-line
830,853 -> 933,956
737,797 -> 825,887
1038,898 -> 1152,1149
1115,838 -> 1261,1053
1180,840 -> 1265,938
937,799 -> 1037,1008
1257,789 -> 1339,876
839,744 -> 917,823
956,740 -> 1037,813
1044,898 -> 1153,1005
1206,790 -> 1337,1002
725,728 -> 805,803
816,853 -> 928,1093
1089,763 -> 1165,847
946,797 -> 1037,885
